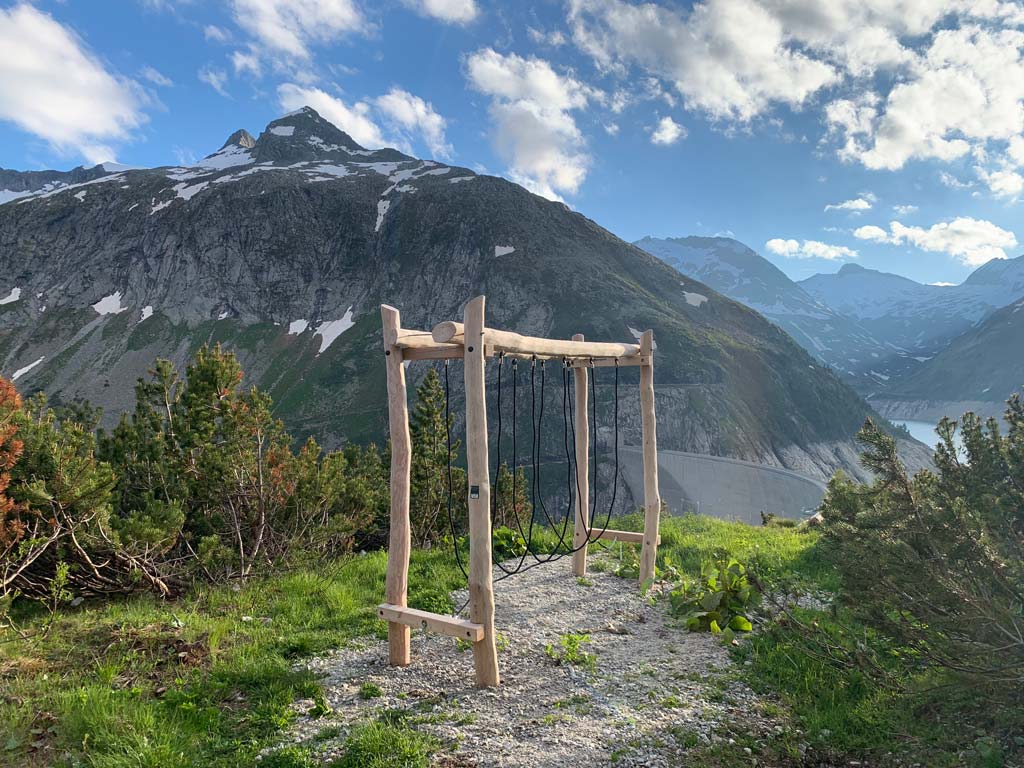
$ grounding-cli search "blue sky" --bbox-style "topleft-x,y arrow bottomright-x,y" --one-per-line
1,0 -> 1022,285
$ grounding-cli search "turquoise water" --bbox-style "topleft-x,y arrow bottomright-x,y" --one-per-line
893,419 -> 941,448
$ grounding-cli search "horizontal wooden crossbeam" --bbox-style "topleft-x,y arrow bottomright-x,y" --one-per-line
432,321 -> 643,361
590,528 -> 661,545
377,604 -> 484,641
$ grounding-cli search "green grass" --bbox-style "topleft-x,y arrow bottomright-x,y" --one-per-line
331,720 -> 437,768
1,512 -> 998,767
0,549 -> 463,768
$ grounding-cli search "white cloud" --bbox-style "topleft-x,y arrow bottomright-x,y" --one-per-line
604,122 -> 619,136
562,0 -> 1024,199
204,24 -> 230,42
854,217 -> 1019,266
140,66 -> 172,87
199,67 -> 230,97
230,0 -> 365,60
466,48 -> 592,200
766,238 -> 858,260
568,0 -> 838,121
827,25 -> 1024,182
278,84 -> 386,148
528,27 -> 568,46
374,88 -> 452,159
404,0 -> 478,24
0,4 -> 147,164
824,197 -> 873,212
650,116 -> 685,145
231,50 -> 262,77
892,204 -> 918,215
1010,136 -> 1024,166
977,166 -> 1024,198
939,171 -> 974,189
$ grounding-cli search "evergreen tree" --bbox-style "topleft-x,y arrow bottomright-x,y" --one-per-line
820,396 -> 1024,700
409,368 -> 466,545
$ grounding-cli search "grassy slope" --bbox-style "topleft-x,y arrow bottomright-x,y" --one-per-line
0,517 -> 986,768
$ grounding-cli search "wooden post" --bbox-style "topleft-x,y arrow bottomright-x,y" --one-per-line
638,329 -> 661,585
463,296 -> 501,687
572,334 -> 589,576
381,305 -> 411,665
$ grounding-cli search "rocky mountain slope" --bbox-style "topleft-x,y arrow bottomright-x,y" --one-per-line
871,296 -> 1024,422
0,107 -> 928,481
799,260 -> 1024,390
635,237 -> 888,388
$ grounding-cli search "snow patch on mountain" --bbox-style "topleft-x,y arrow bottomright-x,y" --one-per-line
375,200 -> 390,232
494,245 -> 515,257
198,144 -> 253,170
93,292 -> 127,315
11,356 -> 44,381
0,287 -> 21,305
0,189 -> 30,205
140,306 -> 153,321
316,309 -> 355,353
270,125 -> 295,136
174,181 -> 209,202
683,290 -> 708,307
288,319 -> 309,335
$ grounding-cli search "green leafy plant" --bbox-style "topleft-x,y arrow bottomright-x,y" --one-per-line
545,632 -> 597,671
491,526 -> 527,560
359,682 -> 383,699
669,557 -> 760,643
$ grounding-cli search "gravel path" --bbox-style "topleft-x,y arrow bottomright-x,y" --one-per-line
283,555 -> 776,766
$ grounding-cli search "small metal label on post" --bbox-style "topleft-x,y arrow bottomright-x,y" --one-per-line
470,485 -> 480,499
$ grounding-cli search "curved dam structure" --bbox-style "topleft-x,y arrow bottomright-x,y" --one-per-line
618,446 -> 827,525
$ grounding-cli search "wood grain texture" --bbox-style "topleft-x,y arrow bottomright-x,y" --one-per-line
381,304 -> 411,665
463,296 -> 501,687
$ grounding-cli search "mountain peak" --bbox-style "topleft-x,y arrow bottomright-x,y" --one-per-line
250,105 -> 412,164
221,129 -> 256,151
837,263 -> 867,275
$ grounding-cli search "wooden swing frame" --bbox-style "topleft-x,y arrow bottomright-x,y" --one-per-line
377,295 -> 661,687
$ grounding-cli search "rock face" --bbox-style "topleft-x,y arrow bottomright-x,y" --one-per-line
0,107 -> 927,481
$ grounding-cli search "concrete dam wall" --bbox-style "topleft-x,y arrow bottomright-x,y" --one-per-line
618,447 -> 827,525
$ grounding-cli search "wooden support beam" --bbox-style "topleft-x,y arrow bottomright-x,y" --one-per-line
569,356 -> 649,368
572,333 -> 589,577
377,604 -> 484,642
591,528 -> 661,545
381,305 -> 412,665
399,345 -> 464,361
394,330 -> 451,350
432,320 -> 641,361
463,296 -> 501,687
638,329 -> 661,585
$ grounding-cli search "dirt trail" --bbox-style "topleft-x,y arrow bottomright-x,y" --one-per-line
285,556 -> 776,766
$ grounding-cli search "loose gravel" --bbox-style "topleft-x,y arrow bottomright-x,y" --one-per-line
281,555 -> 777,766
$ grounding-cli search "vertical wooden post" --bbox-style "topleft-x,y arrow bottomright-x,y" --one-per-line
463,295 -> 501,687
381,305 -> 411,665
638,329 -> 661,585
572,334 -> 590,576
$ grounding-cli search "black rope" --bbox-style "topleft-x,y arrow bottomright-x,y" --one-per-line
445,352 -> 626,605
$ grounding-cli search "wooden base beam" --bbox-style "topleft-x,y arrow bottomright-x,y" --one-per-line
591,528 -> 661,545
377,604 -> 484,642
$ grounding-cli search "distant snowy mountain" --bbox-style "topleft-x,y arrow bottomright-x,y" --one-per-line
799,260 -> 1024,390
635,237 -> 891,390
872,296 -> 1024,422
